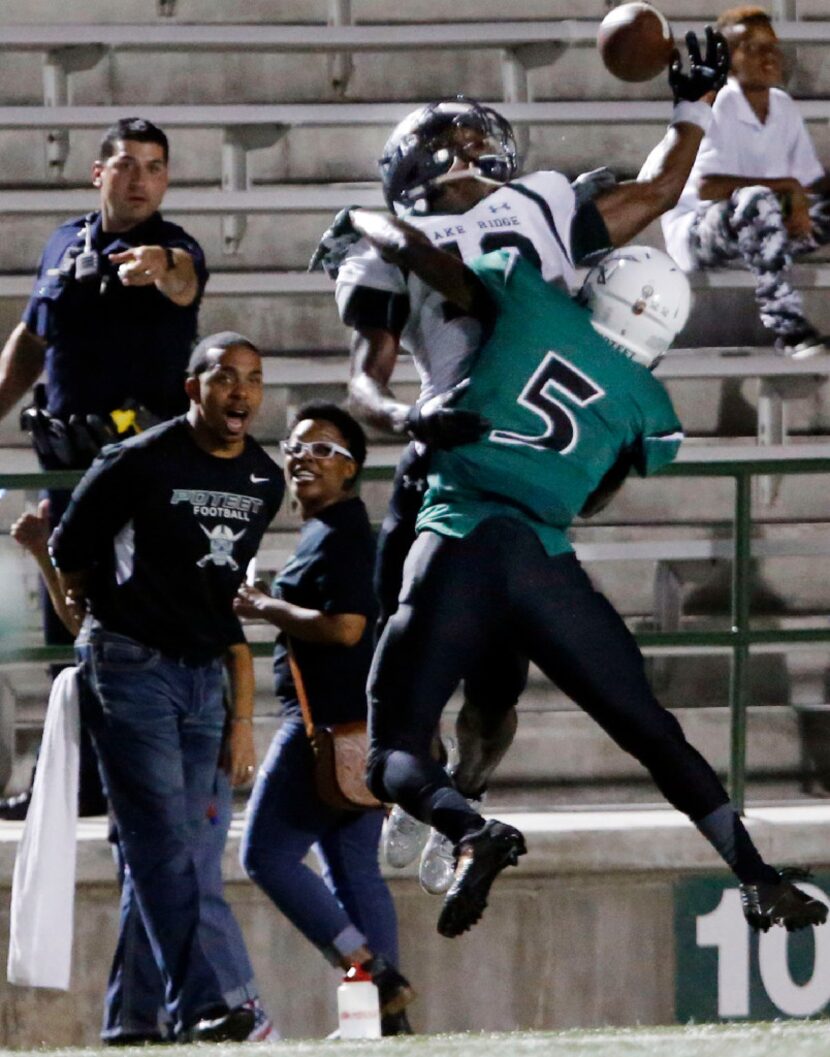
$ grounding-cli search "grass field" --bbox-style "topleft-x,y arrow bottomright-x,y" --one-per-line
27,1021 -> 830,1057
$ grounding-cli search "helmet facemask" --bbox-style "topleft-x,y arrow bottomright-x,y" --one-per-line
379,98 -> 518,213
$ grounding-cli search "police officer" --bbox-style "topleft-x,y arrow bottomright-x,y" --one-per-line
0,115 -> 207,818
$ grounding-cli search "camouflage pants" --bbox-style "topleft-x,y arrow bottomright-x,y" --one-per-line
689,185 -> 830,339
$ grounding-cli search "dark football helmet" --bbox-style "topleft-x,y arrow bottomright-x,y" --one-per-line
379,97 -> 519,213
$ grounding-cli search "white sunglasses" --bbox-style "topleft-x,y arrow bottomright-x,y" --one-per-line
280,439 -> 355,461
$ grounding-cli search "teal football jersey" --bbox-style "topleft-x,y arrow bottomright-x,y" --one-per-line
416,250 -> 684,555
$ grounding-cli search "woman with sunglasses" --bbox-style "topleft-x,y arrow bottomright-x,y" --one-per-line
235,401 -> 414,1036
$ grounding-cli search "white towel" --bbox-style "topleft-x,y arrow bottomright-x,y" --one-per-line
7,666 -> 80,990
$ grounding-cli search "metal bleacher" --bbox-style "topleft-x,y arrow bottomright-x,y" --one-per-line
2,2 -> 830,810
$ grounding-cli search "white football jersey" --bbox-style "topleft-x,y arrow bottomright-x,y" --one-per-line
336,170 -> 578,401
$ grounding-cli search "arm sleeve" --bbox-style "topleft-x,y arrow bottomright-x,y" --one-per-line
314,533 -> 376,617
50,444 -> 139,572
570,201 -> 613,266
632,384 -> 684,477
467,249 -> 517,302
21,248 -> 51,337
340,286 -> 410,335
335,241 -> 410,332
224,612 -> 247,647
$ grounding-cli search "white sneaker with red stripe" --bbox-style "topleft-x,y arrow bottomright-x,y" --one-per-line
243,998 -> 279,1043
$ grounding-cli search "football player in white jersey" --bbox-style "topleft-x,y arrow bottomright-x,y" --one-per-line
311,29 -> 729,889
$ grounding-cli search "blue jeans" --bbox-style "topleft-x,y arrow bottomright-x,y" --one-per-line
241,718 -> 398,967
103,770 -> 256,1041
77,625 -> 240,1034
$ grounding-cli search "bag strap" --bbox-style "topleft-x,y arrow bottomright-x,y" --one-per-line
287,640 -> 316,741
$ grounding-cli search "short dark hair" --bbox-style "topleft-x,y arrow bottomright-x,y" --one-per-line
290,401 -> 368,485
100,117 -> 169,163
716,6 -> 774,46
187,331 -> 260,377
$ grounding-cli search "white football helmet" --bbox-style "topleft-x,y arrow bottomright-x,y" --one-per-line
581,246 -> 691,369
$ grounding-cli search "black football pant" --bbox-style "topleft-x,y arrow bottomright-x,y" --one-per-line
374,443 -> 528,755
367,517 -> 731,843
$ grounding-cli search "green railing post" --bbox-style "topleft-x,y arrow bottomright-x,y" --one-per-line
728,471 -> 753,814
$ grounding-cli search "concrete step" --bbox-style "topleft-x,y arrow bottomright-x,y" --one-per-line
4,38 -> 830,121
4,102 -> 830,191
0,2 -> 782,27
6,265 -> 830,354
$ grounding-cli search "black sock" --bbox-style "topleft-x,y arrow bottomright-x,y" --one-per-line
419,786 -> 486,844
695,803 -> 780,885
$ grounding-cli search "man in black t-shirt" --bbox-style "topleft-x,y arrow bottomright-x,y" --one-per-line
51,333 -> 283,1043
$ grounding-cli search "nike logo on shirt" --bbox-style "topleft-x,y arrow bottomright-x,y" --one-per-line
250,474 -> 270,484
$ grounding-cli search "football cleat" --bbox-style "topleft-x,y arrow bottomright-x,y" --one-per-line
437,819 -> 526,938
382,804 -> 430,868
185,1004 -> 256,1043
381,1009 -> 414,1036
362,955 -> 416,1017
740,869 -> 829,932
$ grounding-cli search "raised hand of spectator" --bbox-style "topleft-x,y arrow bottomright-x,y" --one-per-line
10,498 -> 50,561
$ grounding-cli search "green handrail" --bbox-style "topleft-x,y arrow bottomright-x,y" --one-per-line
3,447 -> 830,812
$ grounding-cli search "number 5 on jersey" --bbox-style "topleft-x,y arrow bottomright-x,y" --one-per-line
490,350 -> 605,455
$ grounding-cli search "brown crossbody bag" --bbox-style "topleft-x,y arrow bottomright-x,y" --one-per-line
287,643 -> 381,812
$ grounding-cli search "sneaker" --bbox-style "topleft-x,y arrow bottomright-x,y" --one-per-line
186,1004 -> 256,1043
362,955 -> 415,1016
103,1033 -> 166,1046
382,805 -> 429,869
774,331 -> 829,360
420,798 -> 483,896
740,869 -> 829,932
243,998 -> 279,1042
381,1009 -> 414,1036
437,819 -> 526,939
419,829 -> 456,895
0,789 -> 32,821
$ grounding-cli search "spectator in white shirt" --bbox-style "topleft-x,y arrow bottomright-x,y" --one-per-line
662,5 -> 830,358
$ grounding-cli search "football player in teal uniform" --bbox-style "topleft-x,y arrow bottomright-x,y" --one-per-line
351,208 -> 828,942
312,31 -> 731,889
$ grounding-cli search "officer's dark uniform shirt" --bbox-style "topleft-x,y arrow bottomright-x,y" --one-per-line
51,417 -> 283,663
271,497 -> 376,726
23,211 -> 208,421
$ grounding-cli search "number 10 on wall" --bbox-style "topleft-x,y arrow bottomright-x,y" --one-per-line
675,876 -> 830,1021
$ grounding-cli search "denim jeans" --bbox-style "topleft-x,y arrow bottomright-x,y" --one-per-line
102,770 -> 256,1041
241,718 -> 398,968
77,624 -> 238,1034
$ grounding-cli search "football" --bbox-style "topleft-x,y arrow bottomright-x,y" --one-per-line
597,2 -> 675,83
